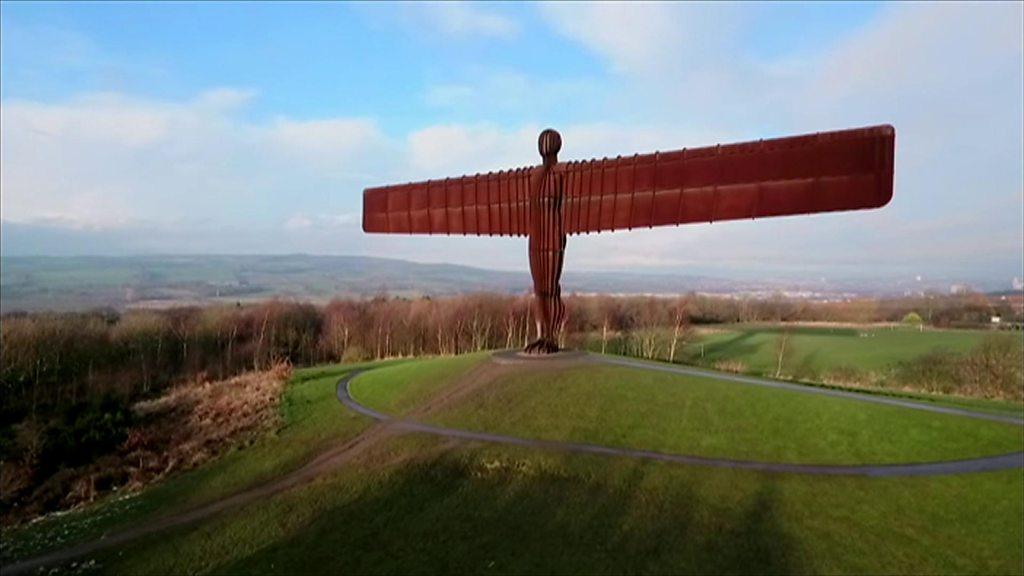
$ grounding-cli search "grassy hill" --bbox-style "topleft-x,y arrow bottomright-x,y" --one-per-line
351,358 -> 1021,464
4,354 -> 1022,574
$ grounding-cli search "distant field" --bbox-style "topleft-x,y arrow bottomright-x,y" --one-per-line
5,354 -> 1022,574
586,323 -> 1019,383
0,255 -> 526,312
685,324 -> 995,370
1,254 -> 747,312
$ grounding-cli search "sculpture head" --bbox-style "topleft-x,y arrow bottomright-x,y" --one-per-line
538,128 -> 561,165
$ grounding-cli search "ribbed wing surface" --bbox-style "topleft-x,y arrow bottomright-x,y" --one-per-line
363,124 -> 895,237
363,168 -> 533,236
558,124 -> 895,235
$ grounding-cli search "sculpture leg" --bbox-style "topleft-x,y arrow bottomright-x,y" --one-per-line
526,268 -> 563,353
525,233 -> 566,354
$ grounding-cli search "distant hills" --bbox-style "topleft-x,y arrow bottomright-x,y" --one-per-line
0,254 -> 1016,313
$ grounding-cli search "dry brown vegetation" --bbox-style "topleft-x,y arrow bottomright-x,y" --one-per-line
713,360 -> 748,374
1,364 -> 290,526
123,362 -> 290,488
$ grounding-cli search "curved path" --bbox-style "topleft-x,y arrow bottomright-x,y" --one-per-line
340,356 -> 1024,477
6,354 -> 1022,575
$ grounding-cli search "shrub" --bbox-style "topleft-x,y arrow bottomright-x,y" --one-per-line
713,360 -> 747,374
893,350 -> 960,395
821,366 -> 874,388
39,395 -> 134,476
957,335 -> 1024,400
893,337 -> 1023,400
902,311 -> 923,325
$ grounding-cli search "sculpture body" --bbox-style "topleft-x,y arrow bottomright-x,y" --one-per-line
526,129 -> 567,353
363,125 -> 895,354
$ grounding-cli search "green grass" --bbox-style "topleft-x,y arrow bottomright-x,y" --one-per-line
586,324 -> 1011,373
8,354 -> 1024,574
359,361 -> 1023,465
681,324 -> 1000,372
349,352 -> 487,415
0,360 -> 400,564
91,436 -> 1024,575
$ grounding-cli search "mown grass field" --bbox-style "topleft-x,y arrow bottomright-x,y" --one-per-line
586,324 -> 1021,390
591,324 -> 1000,371
684,324 -> 996,371
5,354 -> 1023,575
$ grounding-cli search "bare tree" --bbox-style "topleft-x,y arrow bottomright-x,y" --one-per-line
774,326 -> 795,379
668,297 -> 693,364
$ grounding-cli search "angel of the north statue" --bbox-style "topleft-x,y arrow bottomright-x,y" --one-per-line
363,124 -> 895,354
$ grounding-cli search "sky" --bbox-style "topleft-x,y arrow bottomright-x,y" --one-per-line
1,1 -> 1022,287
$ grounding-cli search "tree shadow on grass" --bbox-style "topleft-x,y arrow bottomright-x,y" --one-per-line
213,450 -> 801,575
754,326 -> 858,338
699,331 -> 764,364
702,483 -> 799,575
792,350 -> 821,382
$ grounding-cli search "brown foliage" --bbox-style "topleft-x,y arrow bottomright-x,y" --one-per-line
713,360 -> 748,374
124,362 -> 290,488
1,364 -> 290,526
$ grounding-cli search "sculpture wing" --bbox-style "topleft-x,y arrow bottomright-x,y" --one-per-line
558,124 -> 895,235
363,168 -> 533,236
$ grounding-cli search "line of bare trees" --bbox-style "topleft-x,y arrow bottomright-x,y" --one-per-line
2,290 -> 1018,426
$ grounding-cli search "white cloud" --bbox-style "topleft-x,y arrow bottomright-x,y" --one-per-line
423,72 -> 597,117
5,94 -> 171,146
284,212 -> 359,231
406,123 -> 539,177
268,118 -> 394,180
420,3 -> 519,39
284,214 -> 314,230
540,2 -> 739,75
539,2 -> 765,118
194,88 -> 258,110
0,90 -> 394,232
326,213 -> 359,226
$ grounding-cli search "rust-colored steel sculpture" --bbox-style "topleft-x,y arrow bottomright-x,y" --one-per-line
364,124 -> 895,353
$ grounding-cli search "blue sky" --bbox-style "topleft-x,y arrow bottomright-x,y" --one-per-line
1,2 -> 1021,287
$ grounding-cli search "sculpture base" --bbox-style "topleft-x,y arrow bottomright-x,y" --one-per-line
523,338 -> 560,355
492,349 -> 587,365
